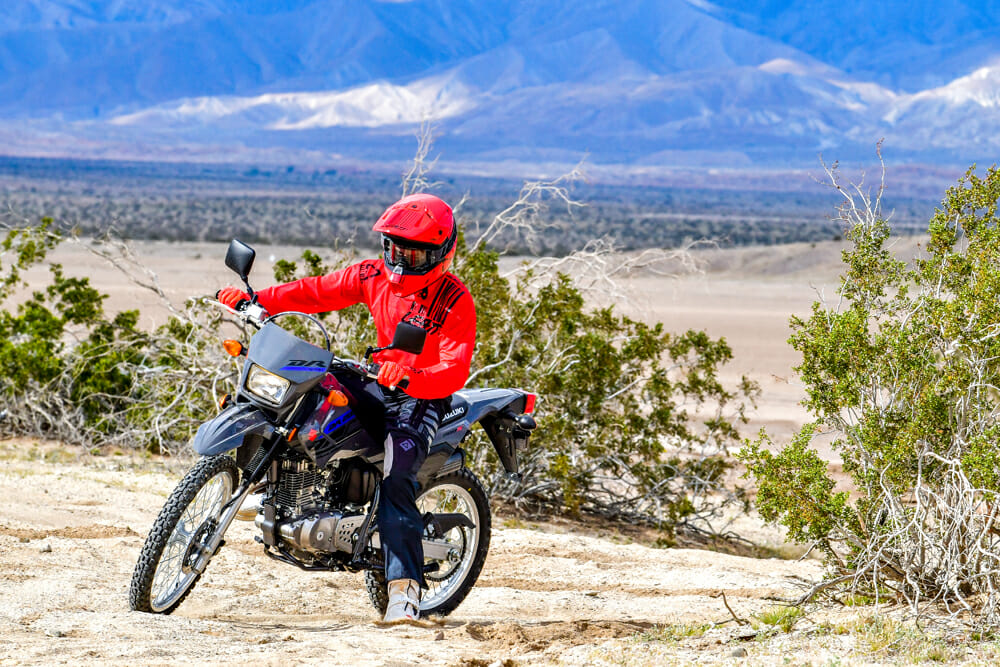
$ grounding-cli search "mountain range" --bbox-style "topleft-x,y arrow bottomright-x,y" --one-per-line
1,0 -> 998,172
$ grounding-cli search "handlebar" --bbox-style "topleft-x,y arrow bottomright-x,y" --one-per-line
208,297 -> 268,329
212,296 -> 410,390
240,301 -> 270,328
211,299 -> 332,351
332,358 -> 375,379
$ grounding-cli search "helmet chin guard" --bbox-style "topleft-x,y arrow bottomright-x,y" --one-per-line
373,194 -> 457,296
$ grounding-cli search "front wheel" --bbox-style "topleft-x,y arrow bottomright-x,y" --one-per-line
129,455 -> 239,614
365,468 -> 492,617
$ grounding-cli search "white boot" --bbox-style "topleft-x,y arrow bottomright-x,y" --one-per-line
382,578 -> 421,624
235,491 -> 263,522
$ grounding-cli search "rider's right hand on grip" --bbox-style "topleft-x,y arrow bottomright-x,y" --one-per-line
216,286 -> 251,310
375,361 -> 410,391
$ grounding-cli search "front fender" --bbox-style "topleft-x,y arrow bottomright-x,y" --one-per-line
192,402 -> 276,456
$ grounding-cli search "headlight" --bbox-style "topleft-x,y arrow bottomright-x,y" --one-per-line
245,364 -> 291,404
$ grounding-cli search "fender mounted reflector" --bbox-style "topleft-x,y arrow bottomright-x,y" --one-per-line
524,393 -> 537,414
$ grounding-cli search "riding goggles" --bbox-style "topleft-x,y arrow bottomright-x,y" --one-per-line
381,234 -> 451,273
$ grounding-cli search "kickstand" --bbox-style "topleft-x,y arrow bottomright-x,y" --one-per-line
349,484 -> 381,568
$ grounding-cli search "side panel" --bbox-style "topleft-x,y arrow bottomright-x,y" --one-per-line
433,388 -> 526,447
192,403 -> 275,456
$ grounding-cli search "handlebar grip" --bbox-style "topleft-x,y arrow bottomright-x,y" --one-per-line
367,362 -> 409,390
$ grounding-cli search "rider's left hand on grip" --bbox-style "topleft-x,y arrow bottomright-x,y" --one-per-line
375,361 -> 408,391
217,286 -> 251,310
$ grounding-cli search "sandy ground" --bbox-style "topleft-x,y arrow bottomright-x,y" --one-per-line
0,439 -> 829,666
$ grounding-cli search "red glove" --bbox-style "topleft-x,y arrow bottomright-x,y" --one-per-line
217,286 -> 250,309
376,361 -> 408,390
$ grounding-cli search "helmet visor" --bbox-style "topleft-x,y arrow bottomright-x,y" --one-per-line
383,237 -> 433,271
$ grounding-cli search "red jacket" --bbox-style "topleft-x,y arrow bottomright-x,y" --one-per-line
255,259 -> 476,399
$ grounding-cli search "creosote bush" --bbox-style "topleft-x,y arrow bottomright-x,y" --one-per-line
0,220 -> 236,453
457,241 -> 757,533
741,159 -> 1000,629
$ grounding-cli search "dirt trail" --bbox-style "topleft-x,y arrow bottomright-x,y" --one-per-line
0,439 -> 823,666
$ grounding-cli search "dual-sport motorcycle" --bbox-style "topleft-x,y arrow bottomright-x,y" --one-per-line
128,239 -> 536,617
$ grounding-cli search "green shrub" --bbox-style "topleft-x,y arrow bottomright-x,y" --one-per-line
0,222 -> 233,452
741,162 -> 1000,628
453,236 -> 757,531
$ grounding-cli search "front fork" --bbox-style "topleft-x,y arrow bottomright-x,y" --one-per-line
191,438 -> 281,574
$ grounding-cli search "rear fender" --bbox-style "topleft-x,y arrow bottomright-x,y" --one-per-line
436,388 -> 535,477
479,411 -> 535,477
192,402 -> 276,456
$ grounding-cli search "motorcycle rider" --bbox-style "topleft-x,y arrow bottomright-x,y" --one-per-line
216,193 -> 476,624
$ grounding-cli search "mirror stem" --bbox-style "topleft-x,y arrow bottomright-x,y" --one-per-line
365,344 -> 393,360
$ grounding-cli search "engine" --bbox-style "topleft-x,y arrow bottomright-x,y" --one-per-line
257,454 -> 378,556
274,457 -> 330,516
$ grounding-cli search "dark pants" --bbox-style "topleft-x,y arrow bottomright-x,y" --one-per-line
378,394 -> 445,587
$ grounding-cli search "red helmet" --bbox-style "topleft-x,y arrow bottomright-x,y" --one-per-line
373,193 -> 457,296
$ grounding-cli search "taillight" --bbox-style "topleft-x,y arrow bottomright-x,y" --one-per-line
523,393 -> 536,414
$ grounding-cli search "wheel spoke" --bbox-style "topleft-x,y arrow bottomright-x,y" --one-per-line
416,482 -> 480,610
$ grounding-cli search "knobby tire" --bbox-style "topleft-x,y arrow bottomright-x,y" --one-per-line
128,454 -> 238,614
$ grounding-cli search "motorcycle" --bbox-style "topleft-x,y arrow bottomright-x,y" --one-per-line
128,239 -> 537,617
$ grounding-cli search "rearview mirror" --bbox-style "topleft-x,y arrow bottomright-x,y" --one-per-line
225,239 -> 256,282
391,321 -> 426,355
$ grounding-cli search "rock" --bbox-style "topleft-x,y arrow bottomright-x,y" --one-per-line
39,543 -> 52,553
434,630 -> 445,641
731,647 -> 747,658
44,629 -> 65,638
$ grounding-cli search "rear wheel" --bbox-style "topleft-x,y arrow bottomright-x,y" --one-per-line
365,468 -> 491,617
129,455 -> 238,614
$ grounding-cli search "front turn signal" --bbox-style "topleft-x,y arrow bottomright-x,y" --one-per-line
326,390 -> 349,407
223,339 -> 244,357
